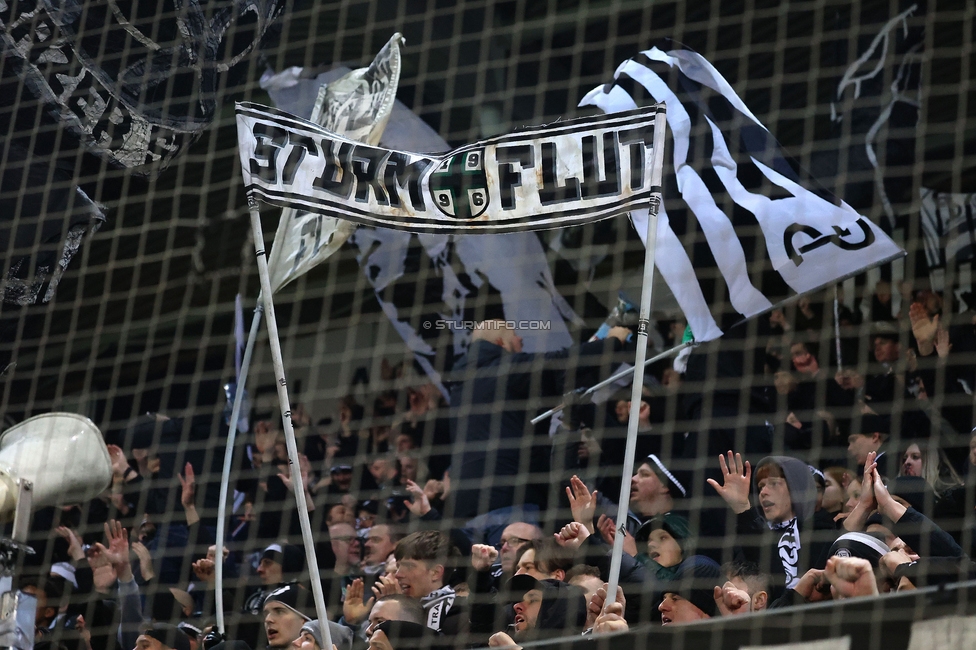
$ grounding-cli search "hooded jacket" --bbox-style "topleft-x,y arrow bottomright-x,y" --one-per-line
734,456 -> 833,593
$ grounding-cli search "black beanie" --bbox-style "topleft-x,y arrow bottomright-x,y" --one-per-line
829,532 -> 890,568
144,623 -> 192,650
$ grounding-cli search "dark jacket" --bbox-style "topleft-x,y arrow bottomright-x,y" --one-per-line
734,455 -> 834,595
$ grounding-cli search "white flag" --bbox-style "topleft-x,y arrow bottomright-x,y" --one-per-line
264,33 -> 404,294
581,42 -> 905,342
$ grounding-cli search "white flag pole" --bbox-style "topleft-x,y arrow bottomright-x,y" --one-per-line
215,86 -> 331,634
833,285 -> 843,372
247,199 -> 334,646
215,303 -> 262,634
604,107 -> 668,608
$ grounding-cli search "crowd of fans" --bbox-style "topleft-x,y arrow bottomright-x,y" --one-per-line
11,281 -> 976,650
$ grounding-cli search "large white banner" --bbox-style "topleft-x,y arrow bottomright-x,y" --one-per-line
236,103 -> 666,234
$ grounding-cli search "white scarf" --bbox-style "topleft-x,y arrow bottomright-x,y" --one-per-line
421,585 -> 456,632
769,517 -> 801,589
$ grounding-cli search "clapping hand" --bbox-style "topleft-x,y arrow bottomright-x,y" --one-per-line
342,578 -> 374,625
566,475 -> 598,533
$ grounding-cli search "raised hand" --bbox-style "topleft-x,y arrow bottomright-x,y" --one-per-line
96,520 -> 132,581
56,526 -> 86,561
872,464 -> 907,523
566,475 -> 598,533
402,479 -> 431,516
596,514 -> 615,546
860,452 -> 878,504
130,541 -> 155,582
440,470 -> 451,500
372,573 -> 401,598
471,544 -> 499,572
595,515 -> 636,556
422,479 -> 444,503
935,328 -> 952,359
834,369 -> 864,390
909,302 -> 938,354
825,556 -> 879,599
86,543 -> 109,569
342,578 -> 374,625
843,451 -> 878,533
107,445 -> 130,481
554,522 -> 589,551
706,451 -> 752,514
192,558 -> 216,583
793,568 -> 831,603
178,463 -> 196,509
713,581 -> 751,616
76,615 -> 93,650
278,454 -> 312,493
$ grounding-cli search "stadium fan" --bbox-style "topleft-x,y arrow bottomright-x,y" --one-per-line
363,595 -> 427,641
657,560 -> 721,625
243,543 -> 306,616
708,452 -> 834,595
497,575 -> 586,642
392,531 -> 468,640
512,539 -> 574,582
261,584 -> 352,650
716,561 -> 770,615
846,414 -> 898,477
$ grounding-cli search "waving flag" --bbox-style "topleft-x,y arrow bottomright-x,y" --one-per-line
263,34 -> 404,294
581,42 -> 905,342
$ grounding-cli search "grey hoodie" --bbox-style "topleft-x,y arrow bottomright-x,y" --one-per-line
735,455 -> 827,591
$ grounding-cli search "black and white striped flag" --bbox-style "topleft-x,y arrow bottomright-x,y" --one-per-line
581,42 -> 904,342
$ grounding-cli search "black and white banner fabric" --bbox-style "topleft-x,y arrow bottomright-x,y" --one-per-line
263,33 -> 404,294
236,102 -> 665,234
920,188 -> 976,269
581,43 -> 905,342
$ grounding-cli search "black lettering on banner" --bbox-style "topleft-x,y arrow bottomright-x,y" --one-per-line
619,126 -> 653,191
539,141 -> 581,205
384,153 -> 433,211
351,145 -> 391,204
282,134 -> 318,186
313,137 -> 354,198
580,132 -> 621,199
250,123 -> 288,183
292,215 -> 322,272
496,145 -> 534,210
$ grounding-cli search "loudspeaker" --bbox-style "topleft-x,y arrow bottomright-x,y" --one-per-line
0,413 -> 112,517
